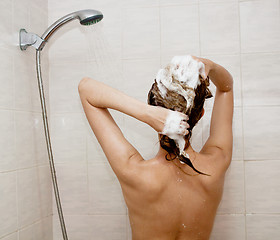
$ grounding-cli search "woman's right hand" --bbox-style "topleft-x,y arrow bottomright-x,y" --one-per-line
191,55 -> 214,80
147,105 -> 189,136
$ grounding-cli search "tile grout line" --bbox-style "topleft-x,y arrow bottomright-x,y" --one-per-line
237,1 -> 248,239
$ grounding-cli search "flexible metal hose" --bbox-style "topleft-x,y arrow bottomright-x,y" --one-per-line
36,50 -> 68,240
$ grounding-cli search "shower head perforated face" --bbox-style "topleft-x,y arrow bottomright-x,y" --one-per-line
78,10 -> 103,25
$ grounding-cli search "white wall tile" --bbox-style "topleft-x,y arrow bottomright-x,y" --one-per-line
202,107 -> 244,161
48,22 -> 89,63
0,47 -> 14,109
160,5 -> 200,58
0,232 -> 18,240
217,161 -> 245,214
54,163 -> 89,215
160,0 -> 198,5
242,53 -> 280,106
246,214 -> 280,240
0,172 -> 17,238
90,215 -> 127,240
15,111 -> 37,169
245,161 -> 280,213
0,0 -> 13,49
49,61 -> 85,113
123,115 -> 159,160
17,168 -> 41,228
13,53 -> 34,112
202,54 -> 242,108
243,106 -> 280,160
210,214 -> 246,240
240,0 -> 280,53
122,0 -> 159,7
199,2 -> 240,55
0,110 -> 16,172
32,113 -> 48,166
190,120 -> 203,152
50,113 -> 86,164
122,58 -> 160,102
37,166 -> 52,218
88,163 -> 127,214
53,215 -> 91,240
122,7 -> 160,59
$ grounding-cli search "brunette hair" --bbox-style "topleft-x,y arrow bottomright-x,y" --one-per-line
147,75 -> 213,175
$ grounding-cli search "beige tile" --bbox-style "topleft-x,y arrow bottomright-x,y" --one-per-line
126,213 -> 132,240
243,106 -> 280,160
122,7 -> 160,59
48,22 -> 90,64
210,214 -> 246,240
90,215 -> 127,240
0,0 -> 13,48
32,113 -> 49,166
202,54 -> 242,108
49,61 -> 86,113
217,161 -> 245,214
54,163 -> 89,215
246,214 -> 280,240
0,110 -> 16,172
199,2 -> 240,55
15,111 -> 37,169
200,0 -> 238,2
245,161 -> 280,213
17,168 -> 41,228
50,113 -> 86,164
160,0 -> 198,5
202,107 -> 244,161
13,53 -> 34,112
0,232 -> 18,240
160,5 -> 200,57
122,0 -> 159,7
0,47 -> 14,109
0,172 -> 17,238
242,53 -> 280,106
123,115 -> 159,160
37,166 -> 52,218
190,119 -> 203,152
240,0 -> 280,53
122,58 -> 160,103
88,163 -> 127,214
53,215 -> 91,240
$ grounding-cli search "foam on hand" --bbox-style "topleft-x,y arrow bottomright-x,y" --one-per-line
156,55 -> 206,110
160,111 -> 187,156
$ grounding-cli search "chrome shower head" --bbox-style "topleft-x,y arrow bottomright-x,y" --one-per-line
19,9 -> 103,51
41,9 -> 103,41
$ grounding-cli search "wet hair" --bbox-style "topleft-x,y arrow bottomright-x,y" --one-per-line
147,75 -> 213,175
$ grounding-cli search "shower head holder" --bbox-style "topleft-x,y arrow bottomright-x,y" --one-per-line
19,9 -> 103,51
19,29 -> 45,51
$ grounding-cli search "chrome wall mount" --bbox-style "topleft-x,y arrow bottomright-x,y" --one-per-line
19,29 -> 46,51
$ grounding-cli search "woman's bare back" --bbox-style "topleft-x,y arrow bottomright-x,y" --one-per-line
119,151 -> 226,240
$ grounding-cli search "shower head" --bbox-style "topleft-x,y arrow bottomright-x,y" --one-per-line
19,9 -> 103,51
41,9 -> 103,41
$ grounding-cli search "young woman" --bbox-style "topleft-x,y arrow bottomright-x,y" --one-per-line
78,56 -> 233,240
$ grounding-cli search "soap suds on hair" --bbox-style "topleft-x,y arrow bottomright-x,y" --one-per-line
156,55 -> 206,110
156,55 -> 206,155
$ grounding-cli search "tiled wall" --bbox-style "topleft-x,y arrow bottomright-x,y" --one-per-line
47,0 -> 280,239
0,0 -> 52,239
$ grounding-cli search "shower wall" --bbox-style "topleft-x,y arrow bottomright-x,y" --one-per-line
0,0 -> 52,239
48,0 -> 280,239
